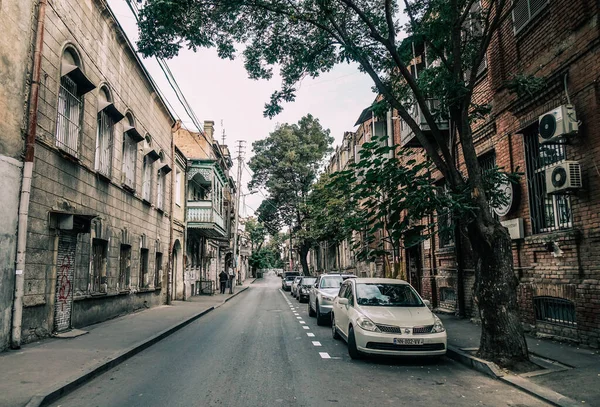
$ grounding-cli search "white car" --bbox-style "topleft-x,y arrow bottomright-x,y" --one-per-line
309,274 -> 355,326
331,278 -> 447,359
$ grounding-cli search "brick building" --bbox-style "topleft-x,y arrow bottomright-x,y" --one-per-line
325,0 -> 600,347
15,0 -> 177,342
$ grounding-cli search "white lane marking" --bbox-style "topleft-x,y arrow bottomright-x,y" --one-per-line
293,313 -> 299,316
312,341 -> 322,347
299,321 -> 306,324
296,317 -> 302,319
319,352 -> 331,359
303,326 -> 310,330
307,333 -> 315,337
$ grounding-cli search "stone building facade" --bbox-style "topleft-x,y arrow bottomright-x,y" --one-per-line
171,145 -> 187,300
326,0 -> 600,347
0,0 -> 38,351
174,121 -> 236,295
18,0 -> 175,342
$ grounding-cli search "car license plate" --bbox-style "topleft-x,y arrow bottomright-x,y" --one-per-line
393,338 -> 424,345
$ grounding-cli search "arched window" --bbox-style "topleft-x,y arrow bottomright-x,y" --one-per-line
96,86 -> 123,178
56,48 -> 95,156
142,134 -> 159,203
122,112 -> 143,189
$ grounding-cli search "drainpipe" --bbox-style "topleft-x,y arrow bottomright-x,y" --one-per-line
12,0 -> 47,349
167,124 -> 176,305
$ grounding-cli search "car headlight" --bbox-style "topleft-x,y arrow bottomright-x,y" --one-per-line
356,315 -> 380,332
431,315 -> 445,333
321,294 -> 334,302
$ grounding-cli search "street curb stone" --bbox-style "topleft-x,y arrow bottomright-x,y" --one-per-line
446,345 -> 579,407
25,283 -> 254,407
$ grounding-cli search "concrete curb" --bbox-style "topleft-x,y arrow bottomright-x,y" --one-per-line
25,283 -> 254,407
446,345 -> 579,407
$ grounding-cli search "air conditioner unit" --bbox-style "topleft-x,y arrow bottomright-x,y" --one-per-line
538,105 -> 578,144
545,161 -> 582,194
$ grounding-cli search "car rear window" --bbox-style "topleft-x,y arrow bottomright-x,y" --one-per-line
320,276 -> 343,288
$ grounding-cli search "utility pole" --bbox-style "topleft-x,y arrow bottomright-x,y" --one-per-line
232,140 -> 245,289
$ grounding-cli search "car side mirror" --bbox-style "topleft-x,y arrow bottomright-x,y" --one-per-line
338,298 -> 349,305
423,299 -> 431,309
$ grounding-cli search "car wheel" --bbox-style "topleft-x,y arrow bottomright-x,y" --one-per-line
348,326 -> 361,360
308,301 -> 316,317
316,301 -> 327,326
331,314 -> 340,340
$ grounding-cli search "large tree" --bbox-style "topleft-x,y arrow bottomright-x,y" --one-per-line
137,0 -> 527,366
247,115 -> 333,275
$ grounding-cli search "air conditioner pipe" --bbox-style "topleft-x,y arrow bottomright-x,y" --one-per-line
12,0 -> 48,349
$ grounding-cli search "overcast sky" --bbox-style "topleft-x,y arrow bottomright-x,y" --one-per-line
107,0 -> 377,215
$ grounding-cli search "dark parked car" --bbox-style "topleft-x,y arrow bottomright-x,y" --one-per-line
297,277 -> 317,303
282,275 -> 298,291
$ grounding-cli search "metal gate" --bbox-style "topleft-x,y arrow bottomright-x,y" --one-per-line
54,233 -> 76,332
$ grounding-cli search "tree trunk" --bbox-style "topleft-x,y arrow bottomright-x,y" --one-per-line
468,219 -> 529,368
298,243 -> 311,276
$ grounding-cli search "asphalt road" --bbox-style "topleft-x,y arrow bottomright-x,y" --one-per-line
51,272 -> 548,407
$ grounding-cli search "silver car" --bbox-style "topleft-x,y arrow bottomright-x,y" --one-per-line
309,274 -> 355,326
291,276 -> 303,298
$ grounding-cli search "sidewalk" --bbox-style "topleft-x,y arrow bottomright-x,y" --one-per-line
0,278 -> 256,407
439,314 -> 600,406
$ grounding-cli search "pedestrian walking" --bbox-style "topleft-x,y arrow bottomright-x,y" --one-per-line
228,267 -> 235,294
219,270 -> 228,294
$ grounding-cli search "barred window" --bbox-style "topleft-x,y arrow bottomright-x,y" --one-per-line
119,244 -> 131,290
156,169 -> 165,210
56,76 -> 82,157
122,113 -> 141,189
534,296 -> 576,326
91,239 -> 107,293
142,156 -> 152,202
139,248 -> 149,288
96,104 -> 113,176
524,127 -> 572,234
154,252 -> 163,288
56,49 -> 95,157
513,0 -> 548,34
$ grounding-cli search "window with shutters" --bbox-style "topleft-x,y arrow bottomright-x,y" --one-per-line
175,169 -> 182,206
91,239 -> 108,293
56,48 -> 95,157
119,245 -> 131,290
56,76 -> 83,157
154,252 -> 163,288
513,0 -> 548,34
139,248 -> 149,288
121,113 -> 138,189
524,125 -> 572,234
95,87 -> 116,177
157,169 -> 165,210
142,155 -> 152,202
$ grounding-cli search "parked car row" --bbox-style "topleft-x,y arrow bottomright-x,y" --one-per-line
285,273 -> 447,360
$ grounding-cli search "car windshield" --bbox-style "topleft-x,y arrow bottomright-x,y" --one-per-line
285,276 -> 296,281
320,276 -> 343,288
301,278 -> 316,286
355,283 -> 424,307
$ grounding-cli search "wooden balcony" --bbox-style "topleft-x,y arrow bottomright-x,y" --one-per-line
187,200 -> 226,238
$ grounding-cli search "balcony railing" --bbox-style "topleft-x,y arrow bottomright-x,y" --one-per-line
187,200 -> 226,238
400,99 -> 449,147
